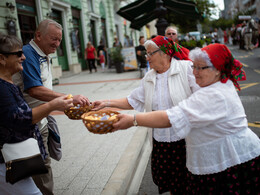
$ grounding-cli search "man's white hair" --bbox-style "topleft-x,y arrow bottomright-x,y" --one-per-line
165,26 -> 178,35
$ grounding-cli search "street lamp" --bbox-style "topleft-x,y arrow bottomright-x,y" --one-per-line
154,0 -> 168,35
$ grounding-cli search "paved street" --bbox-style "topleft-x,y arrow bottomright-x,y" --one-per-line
51,69 -> 147,195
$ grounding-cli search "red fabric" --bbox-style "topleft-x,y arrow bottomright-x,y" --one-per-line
99,55 -> 105,63
86,47 -> 96,59
201,43 -> 246,90
152,35 -> 190,61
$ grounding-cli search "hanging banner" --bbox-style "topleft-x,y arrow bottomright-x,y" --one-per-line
121,47 -> 138,70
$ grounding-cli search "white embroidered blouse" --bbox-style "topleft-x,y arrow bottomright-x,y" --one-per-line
128,61 -> 199,142
166,80 -> 260,175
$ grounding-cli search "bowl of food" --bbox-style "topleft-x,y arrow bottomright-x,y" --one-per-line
81,110 -> 119,134
64,104 -> 93,120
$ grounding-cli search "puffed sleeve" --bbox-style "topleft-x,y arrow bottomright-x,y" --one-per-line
127,79 -> 145,112
166,87 -> 228,139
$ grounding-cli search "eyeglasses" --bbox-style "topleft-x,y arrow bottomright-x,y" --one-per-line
191,65 -> 212,71
1,50 -> 24,57
145,49 -> 160,58
167,33 -> 176,35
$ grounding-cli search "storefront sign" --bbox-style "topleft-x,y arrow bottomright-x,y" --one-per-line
238,15 -> 251,20
121,47 -> 138,70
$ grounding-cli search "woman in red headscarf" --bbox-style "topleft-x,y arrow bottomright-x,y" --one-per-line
113,43 -> 260,194
92,36 -> 199,194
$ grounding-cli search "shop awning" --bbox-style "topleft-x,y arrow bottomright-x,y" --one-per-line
117,0 -> 201,30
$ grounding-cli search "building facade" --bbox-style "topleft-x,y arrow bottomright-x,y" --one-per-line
0,0 -> 154,79
223,0 -> 260,19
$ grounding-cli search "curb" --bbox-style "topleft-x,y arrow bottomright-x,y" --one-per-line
101,127 -> 151,195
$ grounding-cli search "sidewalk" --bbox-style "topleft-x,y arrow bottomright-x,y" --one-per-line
51,68 -> 151,195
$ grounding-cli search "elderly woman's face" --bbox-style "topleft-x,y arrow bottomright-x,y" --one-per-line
146,45 -> 165,73
192,58 -> 220,87
2,47 -> 26,75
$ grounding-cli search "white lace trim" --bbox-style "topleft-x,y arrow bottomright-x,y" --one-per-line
186,130 -> 260,175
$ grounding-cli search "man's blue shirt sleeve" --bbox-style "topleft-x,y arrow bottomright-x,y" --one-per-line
22,44 -> 43,91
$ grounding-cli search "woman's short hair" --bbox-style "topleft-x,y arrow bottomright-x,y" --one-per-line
0,33 -> 22,53
144,40 -> 158,50
144,40 -> 165,55
189,47 -> 214,67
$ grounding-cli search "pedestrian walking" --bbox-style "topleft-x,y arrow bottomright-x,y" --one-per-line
242,20 -> 253,50
135,36 -> 147,77
113,43 -> 260,194
98,50 -> 106,72
85,42 -> 97,73
12,19 -> 90,195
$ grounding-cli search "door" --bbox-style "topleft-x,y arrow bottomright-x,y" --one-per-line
50,10 -> 69,71
89,20 -> 97,48
71,8 -> 86,69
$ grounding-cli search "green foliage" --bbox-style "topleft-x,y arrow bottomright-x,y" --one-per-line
201,8 -> 256,33
204,37 -> 212,45
165,0 -> 217,33
212,18 -> 234,30
201,18 -> 234,33
109,47 -> 124,63
194,0 -> 216,19
179,39 -> 207,50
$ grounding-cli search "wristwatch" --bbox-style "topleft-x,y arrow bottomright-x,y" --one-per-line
133,114 -> 138,126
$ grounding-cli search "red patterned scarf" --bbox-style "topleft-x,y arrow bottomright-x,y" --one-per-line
201,43 -> 246,90
152,35 -> 190,61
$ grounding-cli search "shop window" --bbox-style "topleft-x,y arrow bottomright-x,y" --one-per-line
16,0 -> 36,45
18,15 -> 36,45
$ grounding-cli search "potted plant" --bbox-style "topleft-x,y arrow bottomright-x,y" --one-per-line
110,47 -> 124,73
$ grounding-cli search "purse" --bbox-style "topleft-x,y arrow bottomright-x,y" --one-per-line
1,138 -> 48,184
47,115 -> 62,161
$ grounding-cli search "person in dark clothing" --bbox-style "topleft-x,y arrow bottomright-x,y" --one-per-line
135,36 -> 147,69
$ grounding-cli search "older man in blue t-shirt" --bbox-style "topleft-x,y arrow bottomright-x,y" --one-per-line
13,19 -> 90,195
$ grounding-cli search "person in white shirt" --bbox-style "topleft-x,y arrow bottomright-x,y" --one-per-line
113,43 -> 260,194
92,36 -> 199,194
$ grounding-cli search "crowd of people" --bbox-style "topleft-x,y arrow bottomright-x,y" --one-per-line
208,18 -> 259,51
0,18 -> 259,195
230,19 -> 259,50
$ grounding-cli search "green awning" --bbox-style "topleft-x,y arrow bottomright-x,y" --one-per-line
117,0 -> 156,21
117,0 -> 201,30
130,10 -> 157,29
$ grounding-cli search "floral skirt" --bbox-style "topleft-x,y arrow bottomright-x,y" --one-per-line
187,156 -> 260,194
151,138 -> 189,194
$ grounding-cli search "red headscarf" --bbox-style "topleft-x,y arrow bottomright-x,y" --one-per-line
201,43 -> 246,90
152,35 -> 190,61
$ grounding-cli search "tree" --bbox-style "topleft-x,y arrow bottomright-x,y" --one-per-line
165,0 -> 217,33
